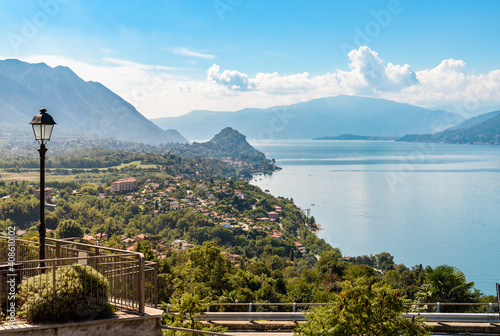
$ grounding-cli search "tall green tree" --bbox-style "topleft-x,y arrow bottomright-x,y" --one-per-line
187,241 -> 233,296
296,277 -> 430,336
316,248 -> 347,278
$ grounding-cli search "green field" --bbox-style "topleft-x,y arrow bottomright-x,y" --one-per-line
0,160 -> 159,182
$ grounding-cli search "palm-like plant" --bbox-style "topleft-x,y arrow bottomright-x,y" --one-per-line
416,265 -> 476,312
218,288 -> 246,311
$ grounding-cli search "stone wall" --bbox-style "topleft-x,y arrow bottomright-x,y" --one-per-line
0,308 -> 163,336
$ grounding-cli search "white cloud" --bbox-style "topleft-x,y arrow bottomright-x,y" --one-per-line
174,48 -> 215,59
346,46 -> 419,91
207,46 -> 418,95
6,47 -> 500,119
207,64 -> 254,91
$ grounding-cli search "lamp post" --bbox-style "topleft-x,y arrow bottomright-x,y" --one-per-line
29,108 -> 56,269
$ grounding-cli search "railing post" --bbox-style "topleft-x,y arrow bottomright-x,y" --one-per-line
55,240 -> 60,259
436,302 -> 440,313
154,263 -> 158,308
248,302 -> 252,312
293,302 -> 296,312
54,240 -> 60,268
14,239 -> 19,262
52,262 -> 56,298
489,302 -> 493,313
138,253 -> 145,314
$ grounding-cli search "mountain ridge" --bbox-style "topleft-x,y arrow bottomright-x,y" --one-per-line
398,111 -> 500,145
152,95 -> 464,140
0,59 -> 188,145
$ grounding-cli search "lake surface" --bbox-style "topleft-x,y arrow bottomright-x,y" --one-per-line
250,140 -> 500,295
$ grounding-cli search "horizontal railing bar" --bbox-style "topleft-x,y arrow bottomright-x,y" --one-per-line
201,302 -> 499,306
0,254 -> 135,264
0,235 -> 143,258
193,312 -> 500,323
46,237 -> 145,256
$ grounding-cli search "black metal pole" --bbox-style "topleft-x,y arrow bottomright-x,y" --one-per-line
38,143 -> 47,269
497,283 -> 500,316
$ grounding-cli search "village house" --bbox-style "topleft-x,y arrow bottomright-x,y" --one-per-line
272,231 -> 283,240
294,241 -> 307,254
222,252 -> 242,265
35,187 -> 53,197
83,235 -> 97,244
220,222 -> 234,229
95,232 -> 108,240
171,239 -> 194,250
122,237 -> 136,246
268,211 -> 279,220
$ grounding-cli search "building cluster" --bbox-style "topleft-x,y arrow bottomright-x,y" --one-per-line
22,174 -> 310,264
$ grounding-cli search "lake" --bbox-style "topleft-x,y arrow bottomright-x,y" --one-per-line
250,139 -> 500,295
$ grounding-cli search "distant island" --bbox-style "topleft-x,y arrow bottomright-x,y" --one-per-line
313,134 -> 398,141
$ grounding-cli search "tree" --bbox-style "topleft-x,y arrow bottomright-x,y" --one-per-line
375,252 -> 395,271
316,248 -> 347,278
415,265 -> 477,312
296,277 -> 431,336
162,292 -> 226,334
187,241 -> 233,296
343,264 -> 376,280
134,239 -> 155,261
55,219 -> 84,239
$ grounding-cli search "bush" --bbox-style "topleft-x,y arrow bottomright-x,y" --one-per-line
17,265 -> 113,322
56,219 -> 84,239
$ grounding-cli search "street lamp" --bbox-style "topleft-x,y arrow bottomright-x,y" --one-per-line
29,108 -> 56,269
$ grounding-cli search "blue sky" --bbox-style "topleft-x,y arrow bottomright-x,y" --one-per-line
1,0 -> 500,118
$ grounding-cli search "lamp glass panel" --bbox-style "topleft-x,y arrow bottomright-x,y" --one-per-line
42,124 -> 54,140
32,124 -> 42,141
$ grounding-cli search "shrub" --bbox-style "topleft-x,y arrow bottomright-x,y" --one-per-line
17,265 -> 113,322
55,219 -> 84,239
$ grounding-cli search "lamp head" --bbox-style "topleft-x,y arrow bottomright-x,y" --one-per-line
30,108 -> 56,144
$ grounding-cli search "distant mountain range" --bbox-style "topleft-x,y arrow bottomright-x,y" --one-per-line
398,110 -> 500,145
445,110 -> 500,131
152,95 -> 464,140
0,59 -> 188,144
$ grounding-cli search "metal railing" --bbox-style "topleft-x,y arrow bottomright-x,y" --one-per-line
199,302 -> 499,314
0,235 -> 157,316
